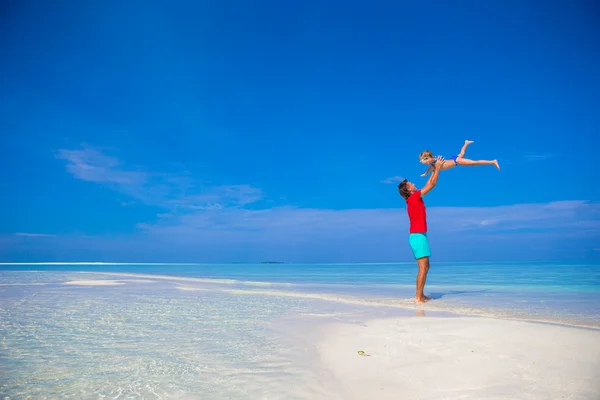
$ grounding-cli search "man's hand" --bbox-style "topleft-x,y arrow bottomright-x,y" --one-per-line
421,156 -> 445,197
434,156 -> 445,170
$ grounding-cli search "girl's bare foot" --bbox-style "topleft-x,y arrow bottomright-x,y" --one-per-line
493,160 -> 500,169
465,140 -> 474,145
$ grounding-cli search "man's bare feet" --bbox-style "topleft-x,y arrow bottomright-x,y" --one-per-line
465,140 -> 474,145
493,160 -> 500,169
414,295 -> 432,304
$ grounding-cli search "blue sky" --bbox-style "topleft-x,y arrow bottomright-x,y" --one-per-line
1,0 -> 599,262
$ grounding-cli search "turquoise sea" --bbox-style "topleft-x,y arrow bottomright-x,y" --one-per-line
1,261 -> 599,398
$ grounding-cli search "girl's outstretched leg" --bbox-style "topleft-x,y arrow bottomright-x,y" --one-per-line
457,158 -> 500,169
457,140 -> 474,158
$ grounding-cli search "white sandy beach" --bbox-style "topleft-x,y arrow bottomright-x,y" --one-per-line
316,316 -> 600,400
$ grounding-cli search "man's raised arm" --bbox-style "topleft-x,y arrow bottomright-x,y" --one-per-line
420,156 -> 444,197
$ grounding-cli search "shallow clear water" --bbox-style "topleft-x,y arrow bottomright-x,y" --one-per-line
1,262 -> 599,398
3,261 -> 599,325
0,277 -> 360,399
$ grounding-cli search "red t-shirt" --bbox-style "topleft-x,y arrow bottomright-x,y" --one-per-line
406,190 -> 427,233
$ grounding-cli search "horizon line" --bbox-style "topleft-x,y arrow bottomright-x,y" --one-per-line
0,261 -> 590,266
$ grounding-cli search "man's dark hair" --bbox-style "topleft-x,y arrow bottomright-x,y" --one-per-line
398,179 -> 411,200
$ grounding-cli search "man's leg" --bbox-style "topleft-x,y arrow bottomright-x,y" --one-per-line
415,256 -> 431,304
409,233 -> 432,303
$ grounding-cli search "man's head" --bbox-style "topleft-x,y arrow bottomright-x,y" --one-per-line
398,179 -> 417,200
419,150 -> 435,165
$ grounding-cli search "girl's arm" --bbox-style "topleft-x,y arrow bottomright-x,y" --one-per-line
420,165 -> 433,177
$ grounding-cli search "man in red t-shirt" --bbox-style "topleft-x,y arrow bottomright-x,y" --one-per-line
398,156 -> 444,304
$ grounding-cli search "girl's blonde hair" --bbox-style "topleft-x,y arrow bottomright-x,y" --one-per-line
419,150 -> 434,160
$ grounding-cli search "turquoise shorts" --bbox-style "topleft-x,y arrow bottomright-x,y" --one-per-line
408,233 -> 431,259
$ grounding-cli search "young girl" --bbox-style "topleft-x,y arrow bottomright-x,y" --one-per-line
420,140 -> 499,177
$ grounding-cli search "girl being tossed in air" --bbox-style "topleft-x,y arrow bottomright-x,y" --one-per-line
420,140 -> 500,177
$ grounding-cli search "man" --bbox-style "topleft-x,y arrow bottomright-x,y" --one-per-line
398,156 -> 444,304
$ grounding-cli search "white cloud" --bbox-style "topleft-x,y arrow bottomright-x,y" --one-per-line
380,176 -> 404,184
57,145 -> 263,210
56,144 -> 147,185
167,185 -> 264,210
137,200 -> 600,245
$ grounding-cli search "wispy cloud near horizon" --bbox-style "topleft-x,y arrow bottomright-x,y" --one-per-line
4,199 -> 599,262
137,200 -> 600,240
